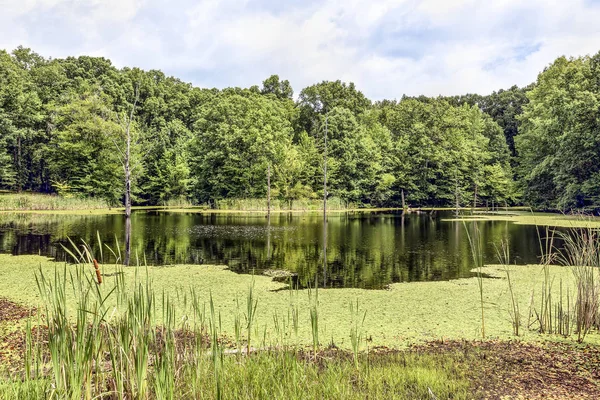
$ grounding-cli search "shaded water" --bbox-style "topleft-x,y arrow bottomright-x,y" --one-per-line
0,210 -> 543,289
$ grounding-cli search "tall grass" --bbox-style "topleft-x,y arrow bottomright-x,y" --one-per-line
308,284 -> 320,357
530,227 -> 559,334
463,221 -> 486,338
160,197 -> 194,208
215,197 -> 359,211
349,299 -> 367,369
0,192 -> 109,210
494,240 -> 521,336
555,226 -> 600,342
526,220 -> 600,342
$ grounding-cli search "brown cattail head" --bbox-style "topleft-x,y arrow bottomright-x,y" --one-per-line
93,259 -> 102,285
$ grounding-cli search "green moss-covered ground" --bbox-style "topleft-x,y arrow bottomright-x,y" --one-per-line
1,253 -> 597,348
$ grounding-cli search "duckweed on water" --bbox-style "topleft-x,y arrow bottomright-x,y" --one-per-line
0,254 -> 597,347
444,212 -> 600,229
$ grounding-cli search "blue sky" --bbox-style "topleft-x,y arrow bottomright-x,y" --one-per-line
3,0 -> 600,99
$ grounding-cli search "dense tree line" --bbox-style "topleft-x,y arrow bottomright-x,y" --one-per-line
0,46 -> 598,210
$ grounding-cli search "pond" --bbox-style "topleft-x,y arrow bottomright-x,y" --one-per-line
0,210 -> 544,289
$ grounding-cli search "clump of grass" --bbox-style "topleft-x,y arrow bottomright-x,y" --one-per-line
245,280 -> 258,355
214,197 -> 358,211
308,284 -> 320,357
495,240 -> 521,336
529,226 -> 559,334
555,225 -> 600,342
464,222 -> 485,338
349,299 -> 367,369
161,197 -> 194,208
0,192 -> 109,211
526,220 -> 599,342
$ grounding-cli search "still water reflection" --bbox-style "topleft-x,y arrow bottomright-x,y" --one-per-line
0,210 -> 543,289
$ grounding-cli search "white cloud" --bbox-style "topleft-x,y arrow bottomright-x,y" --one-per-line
1,0 -> 600,98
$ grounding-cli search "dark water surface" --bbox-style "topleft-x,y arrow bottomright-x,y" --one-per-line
0,210 -> 544,289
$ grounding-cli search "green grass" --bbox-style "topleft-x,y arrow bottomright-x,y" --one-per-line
0,254 -> 597,347
214,197 -> 359,211
0,193 -> 110,211
0,340 -> 470,400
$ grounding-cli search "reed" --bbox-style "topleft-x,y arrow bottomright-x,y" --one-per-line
463,221 -> 485,338
308,283 -> 320,357
494,240 -> 521,336
245,280 -> 258,356
555,225 -> 600,342
0,192 -> 110,211
349,299 -> 367,369
214,196 -> 357,211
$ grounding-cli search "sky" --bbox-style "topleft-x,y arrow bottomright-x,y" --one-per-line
2,0 -> 600,100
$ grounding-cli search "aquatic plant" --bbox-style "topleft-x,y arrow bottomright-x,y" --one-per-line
495,240 -> 521,336
464,221 -> 486,338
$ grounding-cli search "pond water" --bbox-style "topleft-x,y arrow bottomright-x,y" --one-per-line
0,210 -> 545,289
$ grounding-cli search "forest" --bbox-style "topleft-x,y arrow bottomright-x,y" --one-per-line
1,46 -> 599,210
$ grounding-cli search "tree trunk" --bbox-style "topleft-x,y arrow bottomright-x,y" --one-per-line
267,164 -> 271,217
454,175 -> 460,216
266,212 -> 271,260
323,114 -> 328,288
16,134 -> 22,192
323,213 -> 327,288
124,215 -> 131,266
473,183 -> 478,210
122,85 -> 138,265
323,115 -> 328,221
401,189 -> 406,213
125,132 -> 131,218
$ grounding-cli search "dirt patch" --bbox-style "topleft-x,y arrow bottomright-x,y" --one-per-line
0,299 -> 37,373
415,340 -> 600,399
0,298 -> 35,322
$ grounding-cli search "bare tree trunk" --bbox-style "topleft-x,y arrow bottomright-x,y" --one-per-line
323,114 -> 328,288
123,87 -> 139,219
323,212 -> 327,288
401,189 -> 406,213
118,85 -> 139,265
267,164 -> 271,217
124,215 -> 131,266
473,183 -> 478,210
266,212 -> 271,260
323,115 -> 328,221
454,173 -> 460,216
125,132 -> 131,218
16,134 -> 22,192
